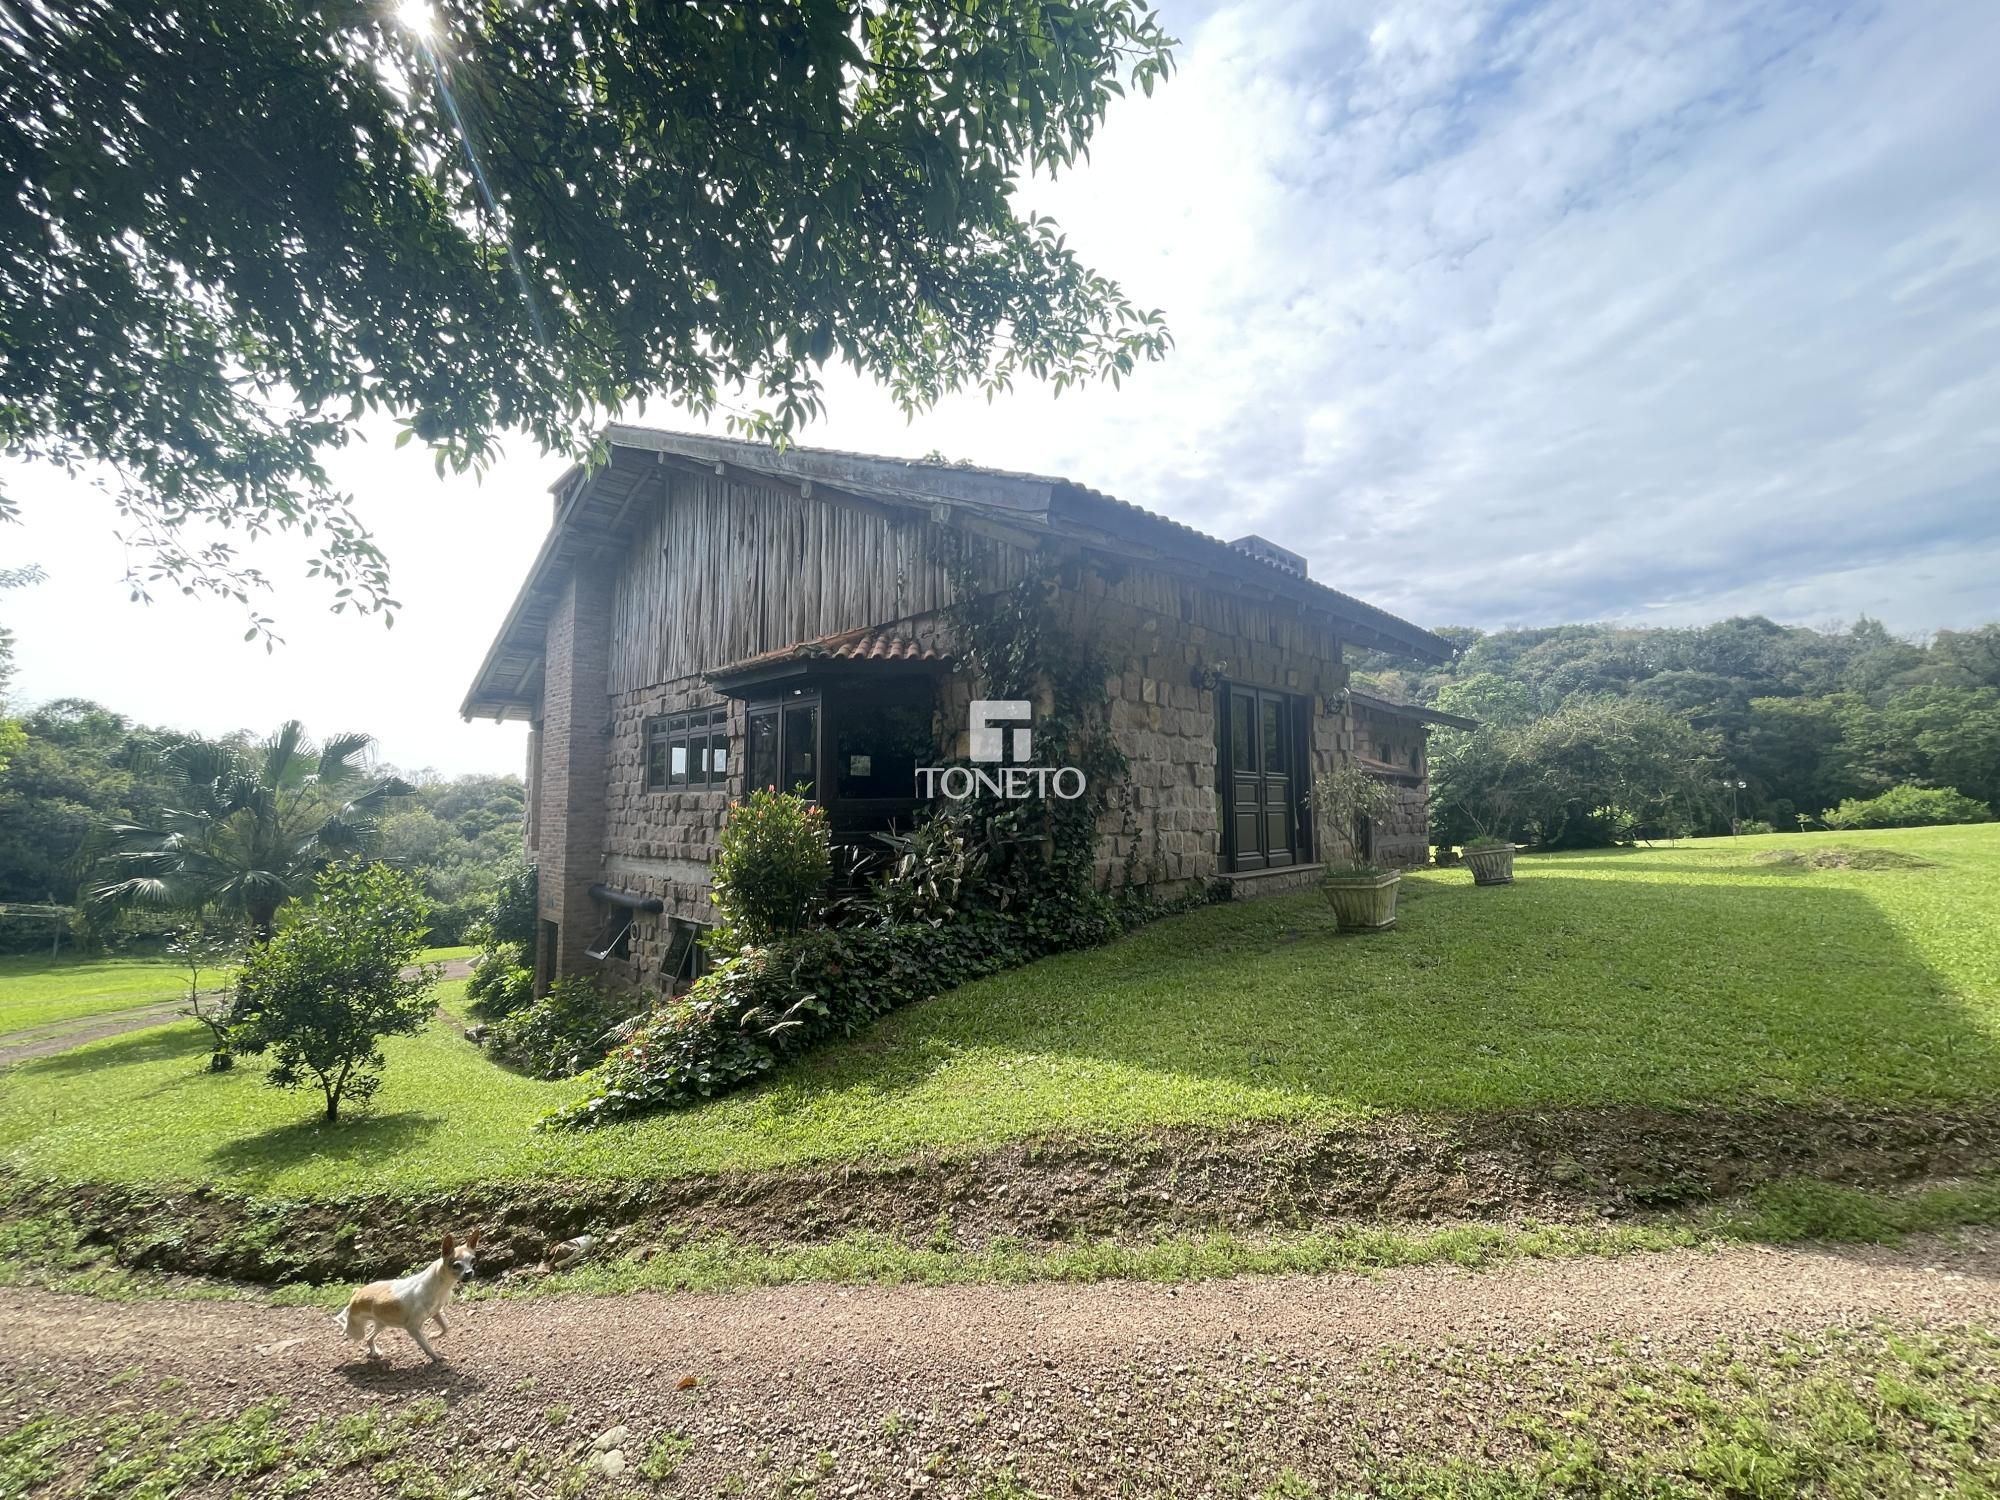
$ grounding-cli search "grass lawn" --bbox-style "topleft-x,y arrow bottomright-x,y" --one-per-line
1,825 -> 1996,1199
0,945 -> 477,1040
0,954 -> 205,1036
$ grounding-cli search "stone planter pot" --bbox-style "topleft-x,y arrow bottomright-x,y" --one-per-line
1464,843 -> 1518,886
1321,871 -> 1402,932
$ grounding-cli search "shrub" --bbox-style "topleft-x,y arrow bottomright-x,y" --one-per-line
711,788 -> 832,948
1821,784 -> 1991,830
487,976 -> 645,1080
230,862 -> 440,1123
1739,819 -> 1776,835
464,864 -> 540,1020
488,862 -> 539,946
542,918 -> 1029,1130
465,930 -> 535,1020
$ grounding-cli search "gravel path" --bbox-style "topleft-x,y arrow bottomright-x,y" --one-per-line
0,960 -> 477,1068
6,1232 -> 1997,1494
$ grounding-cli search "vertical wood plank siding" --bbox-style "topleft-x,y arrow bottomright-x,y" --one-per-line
607,469 -> 1338,694
608,473 -> 1027,694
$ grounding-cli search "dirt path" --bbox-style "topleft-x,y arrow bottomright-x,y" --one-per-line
0,959 -> 477,1069
5,1233 -> 1997,1495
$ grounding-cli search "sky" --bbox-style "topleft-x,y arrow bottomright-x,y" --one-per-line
4,0 -> 1997,776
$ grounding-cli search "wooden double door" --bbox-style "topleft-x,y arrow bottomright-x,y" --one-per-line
1219,685 -> 1310,871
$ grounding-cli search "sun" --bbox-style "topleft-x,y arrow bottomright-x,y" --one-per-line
393,0 -> 436,37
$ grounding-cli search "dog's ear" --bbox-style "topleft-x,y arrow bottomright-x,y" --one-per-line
467,1228 -> 481,1251
441,1232 -> 455,1259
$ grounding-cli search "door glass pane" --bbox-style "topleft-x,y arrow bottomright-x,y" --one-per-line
1261,697 -> 1286,775
746,710 -> 778,792
1229,692 -> 1254,772
783,703 -> 819,797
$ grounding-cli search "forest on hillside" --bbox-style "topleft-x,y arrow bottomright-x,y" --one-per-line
0,695 -> 524,950
1353,617 -> 2000,848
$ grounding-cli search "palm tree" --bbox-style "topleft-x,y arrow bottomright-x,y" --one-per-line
88,721 -> 411,940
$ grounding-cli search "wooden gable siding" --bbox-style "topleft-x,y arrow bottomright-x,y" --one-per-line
606,469 -> 1341,696
607,471 -> 1030,694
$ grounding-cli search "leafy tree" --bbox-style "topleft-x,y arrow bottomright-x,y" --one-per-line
1432,698 -> 1719,847
87,721 -> 410,939
0,699 -> 164,912
1,0 -> 1175,629
231,862 -> 439,1123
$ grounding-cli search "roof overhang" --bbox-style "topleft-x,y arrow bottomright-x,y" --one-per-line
1349,690 -> 1479,731
462,427 -> 1458,721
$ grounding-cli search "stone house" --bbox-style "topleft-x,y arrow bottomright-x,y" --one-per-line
463,427 -> 1460,993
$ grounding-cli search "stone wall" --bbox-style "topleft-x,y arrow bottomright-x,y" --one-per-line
1350,702 -> 1433,869
533,543 -> 1447,993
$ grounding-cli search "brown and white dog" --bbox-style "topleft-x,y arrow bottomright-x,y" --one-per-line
337,1230 -> 480,1361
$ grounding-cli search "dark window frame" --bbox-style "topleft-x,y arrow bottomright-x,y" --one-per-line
643,707 -> 731,792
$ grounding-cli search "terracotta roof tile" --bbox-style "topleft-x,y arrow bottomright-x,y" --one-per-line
710,625 -> 952,679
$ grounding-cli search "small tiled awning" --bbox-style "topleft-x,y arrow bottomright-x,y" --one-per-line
706,625 -> 954,694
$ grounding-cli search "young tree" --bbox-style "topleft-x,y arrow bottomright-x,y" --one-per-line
1,1 -> 1175,632
231,862 -> 440,1123
168,916 -> 245,1072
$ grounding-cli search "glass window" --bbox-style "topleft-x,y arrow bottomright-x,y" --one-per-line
782,702 -> 819,797
1229,691 -> 1254,772
708,729 -> 730,781
834,690 -> 934,800
1261,697 -> 1287,775
746,709 -> 779,792
669,741 -> 688,783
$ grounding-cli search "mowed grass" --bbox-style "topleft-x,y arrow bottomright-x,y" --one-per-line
0,954 -> 201,1036
1,826 -> 1996,1198
0,945 -> 476,1040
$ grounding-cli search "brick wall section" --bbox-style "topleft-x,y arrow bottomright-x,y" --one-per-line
531,561 -> 615,991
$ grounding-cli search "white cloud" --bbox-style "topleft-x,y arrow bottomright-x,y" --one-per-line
4,0 -> 1996,771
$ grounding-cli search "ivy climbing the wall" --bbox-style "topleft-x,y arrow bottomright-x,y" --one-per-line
541,537 -> 1203,1132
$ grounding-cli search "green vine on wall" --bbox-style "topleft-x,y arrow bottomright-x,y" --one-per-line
938,535 -> 1164,946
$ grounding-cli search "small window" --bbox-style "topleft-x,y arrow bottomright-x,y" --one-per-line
660,918 -> 712,987
585,909 -> 634,961
645,708 -> 730,791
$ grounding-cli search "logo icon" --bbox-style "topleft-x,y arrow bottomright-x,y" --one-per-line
916,700 -> 1086,801
969,700 -> 1033,763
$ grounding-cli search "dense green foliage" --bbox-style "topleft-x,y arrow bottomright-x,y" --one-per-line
464,863 -> 538,1020
1,0 -> 1172,624
86,721 -> 410,938
1355,616 -> 2000,843
1823,783 -> 1991,830
485,976 -> 642,1081
543,914 -> 1032,1128
375,775 -> 527,942
709,788 -> 833,947
231,863 -> 439,1122
0,695 -> 525,951
5,825 -> 1998,1195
